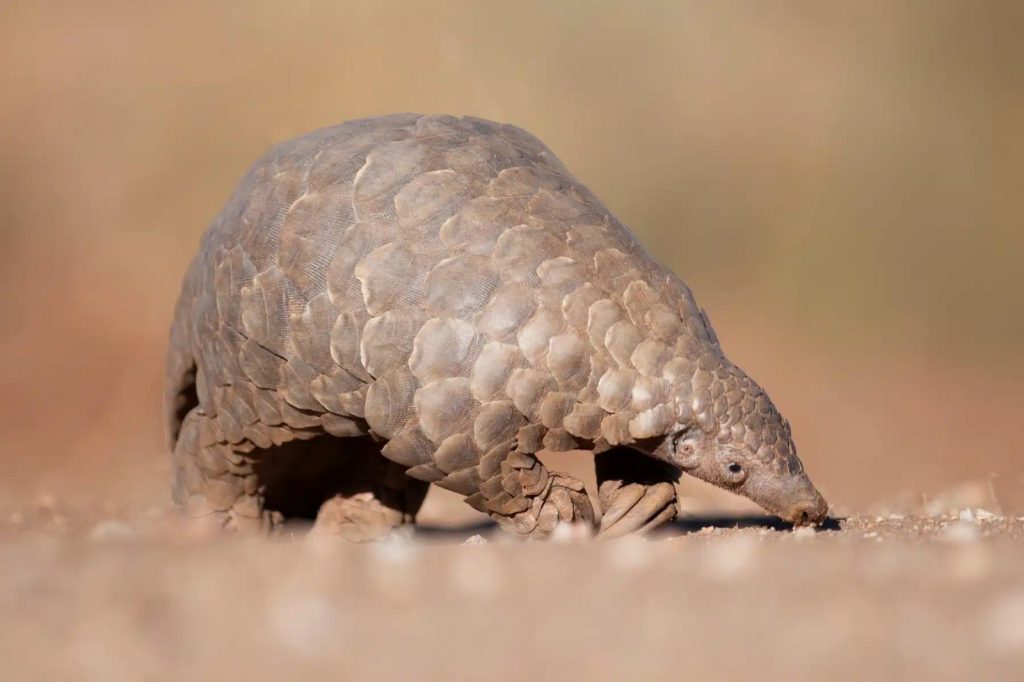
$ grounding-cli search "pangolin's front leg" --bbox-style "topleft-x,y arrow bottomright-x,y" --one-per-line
172,408 -> 283,533
595,448 -> 679,537
464,451 -> 595,537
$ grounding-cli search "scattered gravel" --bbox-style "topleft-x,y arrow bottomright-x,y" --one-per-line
1,507 -> 1023,681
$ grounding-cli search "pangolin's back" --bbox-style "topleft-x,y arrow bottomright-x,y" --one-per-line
167,113 -> 719,485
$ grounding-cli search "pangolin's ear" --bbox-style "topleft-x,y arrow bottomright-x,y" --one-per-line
670,425 -> 701,469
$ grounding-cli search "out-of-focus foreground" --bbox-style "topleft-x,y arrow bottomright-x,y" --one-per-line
0,2 -> 1022,679
0,517 -> 1021,681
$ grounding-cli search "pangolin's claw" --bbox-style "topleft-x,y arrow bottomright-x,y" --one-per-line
598,480 -> 677,538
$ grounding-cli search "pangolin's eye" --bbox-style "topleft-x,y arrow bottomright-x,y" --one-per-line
727,462 -> 743,474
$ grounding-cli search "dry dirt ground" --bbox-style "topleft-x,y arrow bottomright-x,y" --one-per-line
2,488 -> 1023,681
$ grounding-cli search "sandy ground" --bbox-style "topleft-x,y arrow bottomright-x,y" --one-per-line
2,489 -> 1023,682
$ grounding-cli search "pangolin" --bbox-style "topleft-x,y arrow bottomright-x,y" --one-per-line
165,113 -> 828,539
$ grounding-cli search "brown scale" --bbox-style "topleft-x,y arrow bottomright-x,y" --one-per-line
165,113 -> 829,540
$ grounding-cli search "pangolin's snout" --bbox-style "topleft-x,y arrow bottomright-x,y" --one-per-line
783,490 -> 829,527
748,471 -> 830,527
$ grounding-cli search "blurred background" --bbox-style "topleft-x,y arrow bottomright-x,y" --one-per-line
1,0 -> 1021,515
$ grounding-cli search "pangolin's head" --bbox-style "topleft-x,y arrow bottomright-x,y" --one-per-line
654,361 -> 828,526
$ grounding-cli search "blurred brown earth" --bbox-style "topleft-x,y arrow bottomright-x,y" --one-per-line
1,3 -> 1024,680
0,512 -> 1022,682
1,0 -> 1021,513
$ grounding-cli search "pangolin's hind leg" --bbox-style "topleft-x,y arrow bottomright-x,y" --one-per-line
307,443 -> 429,542
462,451 -> 595,538
595,448 -> 680,538
171,407 -> 282,533
173,411 -> 428,539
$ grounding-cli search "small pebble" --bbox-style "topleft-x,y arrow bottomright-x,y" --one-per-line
550,522 -> 592,543
941,521 -> 980,544
88,520 -> 136,542
462,534 -> 487,546
370,533 -> 416,564
958,509 -> 976,523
